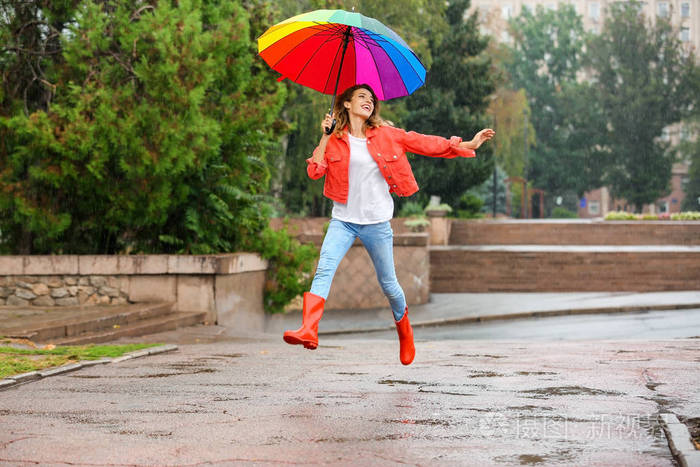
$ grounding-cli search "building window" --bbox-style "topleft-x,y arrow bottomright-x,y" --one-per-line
522,4 -> 533,14
682,175 -> 690,191
657,2 -> 670,18
661,128 -> 671,141
681,2 -> 690,18
501,30 -> 512,43
589,2 -> 600,22
502,4 -> 513,19
680,27 -> 690,42
658,201 -> 669,213
589,201 -> 600,215
545,3 -> 556,10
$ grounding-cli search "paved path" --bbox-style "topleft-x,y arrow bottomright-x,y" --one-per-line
1,335 -> 698,466
266,291 -> 700,334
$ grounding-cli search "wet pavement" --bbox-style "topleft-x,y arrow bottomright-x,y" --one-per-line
1,334 -> 698,466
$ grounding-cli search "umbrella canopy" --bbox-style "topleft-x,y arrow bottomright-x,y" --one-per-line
257,9 -> 426,101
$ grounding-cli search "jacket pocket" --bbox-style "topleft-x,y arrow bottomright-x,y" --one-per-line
381,152 -> 411,178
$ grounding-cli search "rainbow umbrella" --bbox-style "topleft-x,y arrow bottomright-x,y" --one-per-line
258,9 -> 426,132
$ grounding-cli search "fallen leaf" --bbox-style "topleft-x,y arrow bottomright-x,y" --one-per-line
42,344 -> 56,350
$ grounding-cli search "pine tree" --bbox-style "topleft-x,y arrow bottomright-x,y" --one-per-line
402,0 -> 495,208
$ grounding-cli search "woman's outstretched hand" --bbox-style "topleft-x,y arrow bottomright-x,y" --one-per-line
460,128 -> 495,150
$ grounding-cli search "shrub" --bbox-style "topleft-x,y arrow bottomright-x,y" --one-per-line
455,193 -> 484,219
551,207 -> 578,219
605,211 -> 639,220
404,218 -> 431,232
398,201 -> 425,218
671,211 -> 700,220
425,203 -> 453,213
246,226 -> 318,314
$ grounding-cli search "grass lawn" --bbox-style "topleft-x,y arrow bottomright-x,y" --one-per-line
0,341 -> 162,379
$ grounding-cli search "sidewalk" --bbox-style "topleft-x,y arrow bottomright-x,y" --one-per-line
264,291 -> 700,335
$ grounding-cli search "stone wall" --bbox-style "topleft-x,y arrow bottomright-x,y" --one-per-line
0,254 -> 269,330
0,275 -> 128,307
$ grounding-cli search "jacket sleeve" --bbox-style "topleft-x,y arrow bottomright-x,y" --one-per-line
399,128 -> 476,159
306,145 -> 328,180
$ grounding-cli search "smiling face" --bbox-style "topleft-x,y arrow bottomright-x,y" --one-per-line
344,87 -> 375,120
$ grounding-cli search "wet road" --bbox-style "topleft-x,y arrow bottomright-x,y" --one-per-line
332,308 -> 700,342
1,337 -> 698,466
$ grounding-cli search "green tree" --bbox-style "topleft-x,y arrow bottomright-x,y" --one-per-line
507,4 -> 602,214
487,87 -> 534,178
587,1 -> 696,211
680,113 -> 700,212
0,0 -> 282,253
402,0 -> 495,208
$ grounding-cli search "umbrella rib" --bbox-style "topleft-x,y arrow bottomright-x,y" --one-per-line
351,29 -> 389,99
321,28 -> 350,95
354,29 -> 406,98
359,29 -> 422,93
269,23 -> 345,69
292,25 -> 346,85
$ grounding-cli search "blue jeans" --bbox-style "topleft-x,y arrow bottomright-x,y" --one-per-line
310,219 -> 407,321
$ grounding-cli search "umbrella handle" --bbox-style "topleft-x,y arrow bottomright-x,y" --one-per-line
324,109 -> 336,135
324,119 -> 336,135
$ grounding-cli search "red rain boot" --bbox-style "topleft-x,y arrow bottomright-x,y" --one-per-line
395,309 -> 415,365
283,292 -> 325,350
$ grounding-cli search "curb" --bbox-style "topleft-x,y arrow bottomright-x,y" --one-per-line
660,413 -> 700,467
0,344 -> 178,391
318,302 -> 700,336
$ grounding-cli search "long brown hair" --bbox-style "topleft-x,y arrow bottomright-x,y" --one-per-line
332,84 -> 386,137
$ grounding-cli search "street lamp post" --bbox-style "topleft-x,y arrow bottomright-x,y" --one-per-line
522,109 -> 528,219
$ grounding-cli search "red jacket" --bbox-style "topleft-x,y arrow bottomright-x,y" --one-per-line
306,125 -> 476,203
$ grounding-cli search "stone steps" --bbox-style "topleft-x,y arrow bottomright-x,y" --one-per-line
0,302 -> 206,345
52,311 -> 207,345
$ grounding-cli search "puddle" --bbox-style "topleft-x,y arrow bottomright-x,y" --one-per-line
418,387 -> 476,397
312,434 -> 406,443
378,379 -> 426,386
507,405 -> 554,412
139,368 -> 217,378
467,371 -> 504,378
451,354 -> 506,359
520,386 -> 623,398
494,449 -> 578,465
385,418 -> 450,426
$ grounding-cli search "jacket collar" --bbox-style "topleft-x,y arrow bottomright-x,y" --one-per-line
336,125 -> 378,140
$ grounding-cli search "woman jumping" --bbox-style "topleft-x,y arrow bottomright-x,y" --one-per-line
283,84 -> 495,365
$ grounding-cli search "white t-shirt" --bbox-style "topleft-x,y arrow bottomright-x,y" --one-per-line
332,133 -> 394,224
